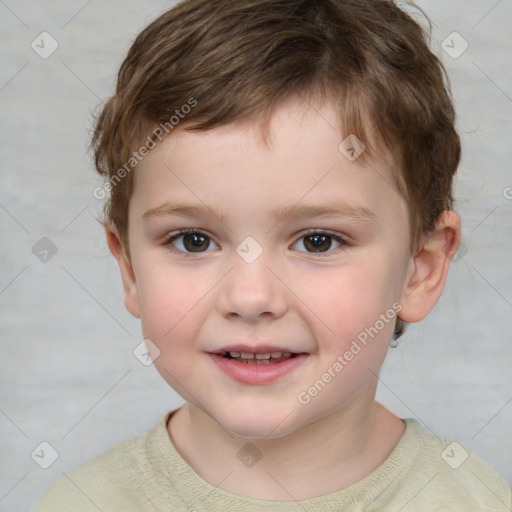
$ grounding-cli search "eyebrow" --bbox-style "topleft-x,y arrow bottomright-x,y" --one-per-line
142,202 -> 376,225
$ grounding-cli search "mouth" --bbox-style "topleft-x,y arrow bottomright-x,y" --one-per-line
209,349 -> 308,384
219,351 -> 299,364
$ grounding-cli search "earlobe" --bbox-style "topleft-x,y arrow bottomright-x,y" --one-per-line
105,223 -> 141,318
398,211 -> 461,323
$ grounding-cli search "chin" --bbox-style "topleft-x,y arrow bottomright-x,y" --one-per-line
212,405 -> 303,440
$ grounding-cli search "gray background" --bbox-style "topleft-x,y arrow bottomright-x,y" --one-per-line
1,0 -> 511,510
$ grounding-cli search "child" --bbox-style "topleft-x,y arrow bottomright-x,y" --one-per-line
33,0 -> 511,510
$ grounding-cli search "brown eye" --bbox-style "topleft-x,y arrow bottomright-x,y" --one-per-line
167,230 -> 218,253
304,234 -> 332,252
293,231 -> 345,254
182,233 -> 210,252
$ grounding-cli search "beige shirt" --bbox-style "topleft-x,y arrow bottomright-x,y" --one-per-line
32,409 -> 511,511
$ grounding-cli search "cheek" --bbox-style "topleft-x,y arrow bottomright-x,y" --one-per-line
134,263 -> 208,344
135,266 -> 211,392
293,258 -> 399,350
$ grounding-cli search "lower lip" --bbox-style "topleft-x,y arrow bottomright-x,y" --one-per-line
209,353 -> 308,385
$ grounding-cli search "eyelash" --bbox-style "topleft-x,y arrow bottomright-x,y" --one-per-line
164,229 -> 348,257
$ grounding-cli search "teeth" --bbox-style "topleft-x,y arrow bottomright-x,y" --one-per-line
224,351 -> 296,363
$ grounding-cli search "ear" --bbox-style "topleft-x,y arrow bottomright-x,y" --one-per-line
105,223 -> 140,318
398,210 -> 461,323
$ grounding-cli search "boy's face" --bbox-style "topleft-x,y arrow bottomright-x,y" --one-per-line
119,95 -> 415,438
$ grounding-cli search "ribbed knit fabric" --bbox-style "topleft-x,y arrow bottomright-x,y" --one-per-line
33,409 -> 511,511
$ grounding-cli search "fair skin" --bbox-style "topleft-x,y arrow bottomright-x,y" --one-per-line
107,95 -> 460,500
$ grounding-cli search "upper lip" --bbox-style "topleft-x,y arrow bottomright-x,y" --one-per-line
211,344 -> 307,354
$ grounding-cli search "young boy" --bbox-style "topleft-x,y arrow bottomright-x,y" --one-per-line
33,0 -> 511,510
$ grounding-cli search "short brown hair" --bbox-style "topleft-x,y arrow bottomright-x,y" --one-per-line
92,0 -> 461,340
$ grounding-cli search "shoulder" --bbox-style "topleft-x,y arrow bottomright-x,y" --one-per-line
392,419 -> 511,511
31,417 -> 167,512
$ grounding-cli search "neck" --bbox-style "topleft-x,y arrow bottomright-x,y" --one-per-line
168,398 -> 405,501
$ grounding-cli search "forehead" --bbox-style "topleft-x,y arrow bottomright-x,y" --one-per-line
133,95 -> 407,231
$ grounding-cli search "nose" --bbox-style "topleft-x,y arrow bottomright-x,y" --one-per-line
216,252 -> 289,323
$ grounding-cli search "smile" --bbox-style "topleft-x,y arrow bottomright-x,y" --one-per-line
221,351 -> 296,364
209,352 -> 308,384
